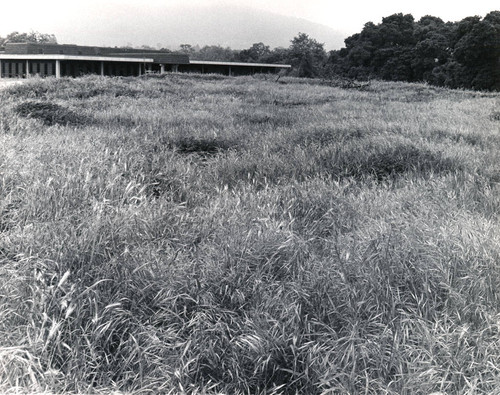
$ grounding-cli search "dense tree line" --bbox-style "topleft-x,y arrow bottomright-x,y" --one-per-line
178,33 -> 326,78
178,10 -> 499,90
327,11 -> 500,90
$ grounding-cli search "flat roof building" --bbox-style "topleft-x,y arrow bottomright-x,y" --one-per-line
0,43 -> 291,78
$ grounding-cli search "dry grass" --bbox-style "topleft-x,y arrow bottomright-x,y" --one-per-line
0,79 -> 25,90
0,74 -> 499,394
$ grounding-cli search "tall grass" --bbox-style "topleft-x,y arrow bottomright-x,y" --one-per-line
0,74 -> 499,393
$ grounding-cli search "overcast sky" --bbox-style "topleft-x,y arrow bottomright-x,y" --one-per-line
1,0 -> 498,40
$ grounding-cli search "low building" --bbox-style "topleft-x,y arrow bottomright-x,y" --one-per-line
0,43 -> 291,78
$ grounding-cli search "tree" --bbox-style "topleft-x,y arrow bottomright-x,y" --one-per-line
261,47 -> 290,65
335,15 -> 416,81
179,44 -> 195,55
3,31 -> 57,44
325,10 -> 500,90
379,13 -> 415,47
452,11 -> 500,90
373,14 -> 416,81
193,45 -> 238,61
288,33 -> 327,77
411,16 -> 454,82
238,42 -> 271,63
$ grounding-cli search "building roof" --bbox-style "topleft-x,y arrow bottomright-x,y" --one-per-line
189,60 -> 291,68
108,52 -> 190,65
2,43 -> 291,69
3,43 -> 186,64
0,54 -> 154,63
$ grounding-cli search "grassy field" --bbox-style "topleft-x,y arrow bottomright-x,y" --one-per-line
0,73 -> 499,394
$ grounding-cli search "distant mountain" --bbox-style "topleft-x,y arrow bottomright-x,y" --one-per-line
53,4 -> 346,51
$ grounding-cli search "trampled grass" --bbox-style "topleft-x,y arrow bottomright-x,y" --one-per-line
0,73 -> 499,394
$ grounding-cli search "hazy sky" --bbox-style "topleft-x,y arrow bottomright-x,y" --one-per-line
1,0 -> 498,40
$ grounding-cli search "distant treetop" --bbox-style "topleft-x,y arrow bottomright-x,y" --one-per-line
2,31 -> 57,45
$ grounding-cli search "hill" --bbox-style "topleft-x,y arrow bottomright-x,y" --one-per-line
0,74 -> 499,393
52,4 -> 346,50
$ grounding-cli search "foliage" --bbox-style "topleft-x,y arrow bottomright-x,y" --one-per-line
174,9 -> 499,91
327,11 -> 500,91
179,43 -> 196,55
186,44 -> 239,61
288,33 -> 327,78
0,31 -> 57,48
180,33 -> 327,77
238,42 -> 271,63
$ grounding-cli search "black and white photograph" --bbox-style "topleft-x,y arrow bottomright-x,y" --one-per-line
0,0 -> 499,393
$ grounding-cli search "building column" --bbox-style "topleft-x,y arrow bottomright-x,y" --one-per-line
100,61 -> 104,76
160,64 -> 165,74
228,66 -> 232,76
26,60 -> 30,78
138,63 -> 142,76
55,60 -> 61,78
172,64 -> 178,72
0,60 -> 2,79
